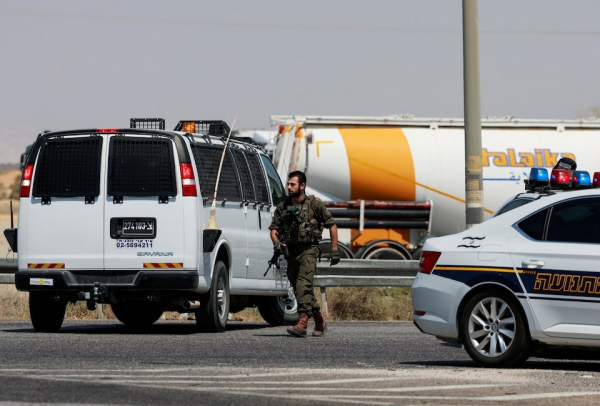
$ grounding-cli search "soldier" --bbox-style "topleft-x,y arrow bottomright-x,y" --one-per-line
269,170 -> 339,337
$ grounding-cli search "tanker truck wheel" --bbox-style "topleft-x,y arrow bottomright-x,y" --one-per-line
318,240 -> 354,259
357,240 -> 412,260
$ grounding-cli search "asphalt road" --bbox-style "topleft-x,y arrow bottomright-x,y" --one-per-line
1,320 -> 600,405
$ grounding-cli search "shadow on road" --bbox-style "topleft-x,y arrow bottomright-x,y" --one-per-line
2,320 -> 276,335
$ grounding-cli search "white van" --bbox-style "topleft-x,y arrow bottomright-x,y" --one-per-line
9,118 -> 297,332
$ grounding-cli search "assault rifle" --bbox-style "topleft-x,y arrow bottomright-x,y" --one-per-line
263,206 -> 301,276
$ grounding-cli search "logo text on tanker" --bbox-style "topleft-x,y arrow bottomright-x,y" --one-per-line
483,149 -> 575,168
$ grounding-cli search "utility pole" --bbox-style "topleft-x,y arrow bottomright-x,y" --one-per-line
462,0 -> 484,228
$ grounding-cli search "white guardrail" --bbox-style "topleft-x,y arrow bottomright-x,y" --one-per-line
0,259 -> 420,314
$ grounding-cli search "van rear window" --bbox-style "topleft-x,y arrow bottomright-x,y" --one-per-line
108,137 -> 176,197
33,137 -> 103,198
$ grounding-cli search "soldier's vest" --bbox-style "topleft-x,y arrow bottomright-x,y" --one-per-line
280,195 -> 324,244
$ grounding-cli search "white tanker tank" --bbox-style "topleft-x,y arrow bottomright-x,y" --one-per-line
270,115 -> 600,259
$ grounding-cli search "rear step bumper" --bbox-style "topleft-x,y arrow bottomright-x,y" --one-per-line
15,270 -> 198,291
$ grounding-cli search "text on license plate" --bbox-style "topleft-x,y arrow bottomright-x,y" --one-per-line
116,239 -> 154,249
123,220 -> 155,236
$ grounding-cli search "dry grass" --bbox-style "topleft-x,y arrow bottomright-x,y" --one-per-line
234,287 -> 413,322
1,285 -> 414,322
0,285 -> 29,319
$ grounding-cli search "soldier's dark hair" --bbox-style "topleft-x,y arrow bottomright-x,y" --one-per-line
288,170 -> 307,185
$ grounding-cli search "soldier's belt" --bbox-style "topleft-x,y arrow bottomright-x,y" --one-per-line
287,242 -> 317,251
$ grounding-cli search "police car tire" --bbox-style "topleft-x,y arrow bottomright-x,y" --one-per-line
29,292 -> 66,332
111,302 -> 163,327
196,261 -> 230,333
460,290 -> 531,368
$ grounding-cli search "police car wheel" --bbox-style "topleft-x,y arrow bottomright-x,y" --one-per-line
111,302 -> 163,327
460,290 -> 530,368
196,261 -> 230,333
29,292 -> 66,332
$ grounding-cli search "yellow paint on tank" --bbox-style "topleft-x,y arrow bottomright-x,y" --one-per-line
338,127 -> 416,201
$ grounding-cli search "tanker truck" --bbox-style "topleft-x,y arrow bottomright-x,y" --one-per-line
270,115 -> 600,259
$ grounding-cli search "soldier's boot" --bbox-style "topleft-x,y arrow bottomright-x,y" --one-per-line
312,311 -> 327,337
287,313 -> 309,337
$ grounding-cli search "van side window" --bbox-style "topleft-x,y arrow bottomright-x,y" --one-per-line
33,137 -> 103,198
246,152 -> 270,204
260,156 -> 285,205
108,137 -> 177,197
191,144 -> 242,201
231,149 -> 256,202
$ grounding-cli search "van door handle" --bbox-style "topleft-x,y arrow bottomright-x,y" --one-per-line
522,259 -> 545,269
258,207 -> 262,229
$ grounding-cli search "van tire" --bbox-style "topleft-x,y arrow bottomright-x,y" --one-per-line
111,302 -> 163,327
196,261 -> 230,333
257,294 -> 298,326
29,292 -> 66,332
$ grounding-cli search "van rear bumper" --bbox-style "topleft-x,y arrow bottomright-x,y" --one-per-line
15,269 -> 199,291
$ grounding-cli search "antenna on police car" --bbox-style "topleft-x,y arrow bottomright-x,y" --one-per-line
206,112 -> 238,231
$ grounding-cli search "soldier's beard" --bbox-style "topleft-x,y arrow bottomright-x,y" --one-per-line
288,189 -> 302,198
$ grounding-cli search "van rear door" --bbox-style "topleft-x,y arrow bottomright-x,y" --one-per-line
21,134 -> 105,270
103,134 -> 187,270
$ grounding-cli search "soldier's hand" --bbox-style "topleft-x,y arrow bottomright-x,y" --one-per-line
273,240 -> 283,252
329,249 -> 340,266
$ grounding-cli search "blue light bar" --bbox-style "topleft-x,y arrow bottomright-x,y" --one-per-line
529,167 -> 549,183
572,170 -> 591,187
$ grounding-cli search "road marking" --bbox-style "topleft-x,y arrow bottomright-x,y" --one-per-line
33,371 -> 315,379
478,391 -> 600,401
62,377 -> 408,385
5,368 -> 599,405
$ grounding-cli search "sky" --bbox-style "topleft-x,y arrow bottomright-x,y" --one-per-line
0,0 -> 599,163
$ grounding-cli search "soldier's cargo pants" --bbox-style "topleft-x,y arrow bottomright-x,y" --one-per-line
286,245 -> 320,316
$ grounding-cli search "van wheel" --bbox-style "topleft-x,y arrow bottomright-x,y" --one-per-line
196,261 -> 230,332
29,292 -> 66,332
111,302 -> 163,327
258,287 -> 299,326
460,290 -> 530,367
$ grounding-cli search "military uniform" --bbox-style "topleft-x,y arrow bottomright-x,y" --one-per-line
269,195 -> 335,317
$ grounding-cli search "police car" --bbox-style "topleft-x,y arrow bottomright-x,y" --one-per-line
412,166 -> 600,367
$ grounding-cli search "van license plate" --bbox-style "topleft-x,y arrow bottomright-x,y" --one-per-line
122,220 -> 155,236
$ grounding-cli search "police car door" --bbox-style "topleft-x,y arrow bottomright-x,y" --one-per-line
103,133 -> 187,270
508,196 -> 600,340
19,133 -> 105,271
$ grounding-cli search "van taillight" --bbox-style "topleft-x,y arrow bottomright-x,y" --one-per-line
419,251 -> 441,274
180,163 -> 197,196
20,164 -> 34,198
